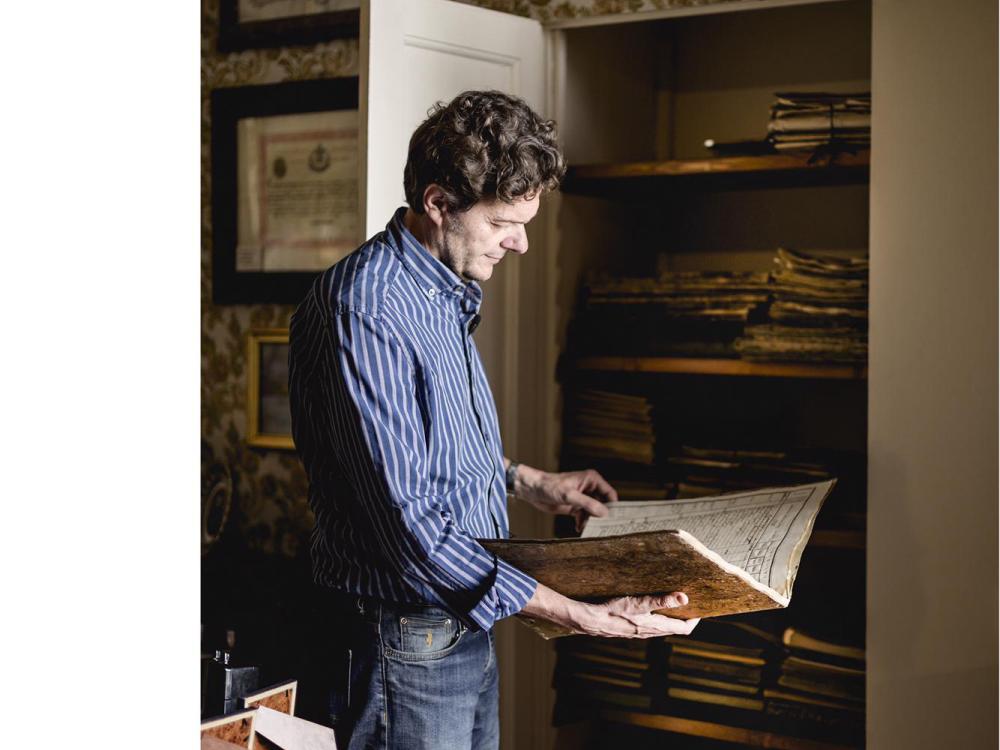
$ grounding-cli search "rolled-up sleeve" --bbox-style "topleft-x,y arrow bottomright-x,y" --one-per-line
329,310 -> 536,630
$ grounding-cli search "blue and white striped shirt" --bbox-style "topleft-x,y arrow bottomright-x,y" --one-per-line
288,208 -> 538,631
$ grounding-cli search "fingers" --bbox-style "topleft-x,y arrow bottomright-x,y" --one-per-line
607,592 -> 689,615
565,489 -> 609,520
631,614 -> 700,637
574,598 -> 699,639
581,469 -> 619,504
606,613 -> 700,638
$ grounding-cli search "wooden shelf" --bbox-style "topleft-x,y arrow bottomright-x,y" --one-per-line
811,529 -> 866,550
598,709 -> 859,750
562,151 -> 870,194
572,356 -> 867,380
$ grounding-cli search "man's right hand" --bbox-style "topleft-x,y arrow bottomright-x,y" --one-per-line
521,583 -> 700,639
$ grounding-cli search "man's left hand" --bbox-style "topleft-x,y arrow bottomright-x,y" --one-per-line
512,465 -> 618,532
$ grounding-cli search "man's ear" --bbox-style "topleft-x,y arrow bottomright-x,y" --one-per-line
422,185 -> 449,227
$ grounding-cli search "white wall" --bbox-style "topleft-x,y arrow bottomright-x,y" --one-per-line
868,1 -> 998,747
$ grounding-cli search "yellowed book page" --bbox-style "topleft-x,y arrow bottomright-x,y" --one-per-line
581,480 -> 834,598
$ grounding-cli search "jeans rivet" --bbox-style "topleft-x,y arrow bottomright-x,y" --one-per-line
400,617 -> 407,624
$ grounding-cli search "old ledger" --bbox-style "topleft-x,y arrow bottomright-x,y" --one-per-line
481,480 -> 835,639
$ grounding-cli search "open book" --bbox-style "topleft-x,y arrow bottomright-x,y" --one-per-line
481,480 -> 835,639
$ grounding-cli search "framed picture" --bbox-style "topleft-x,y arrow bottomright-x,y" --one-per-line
200,707 -> 257,748
243,679 -> 298,715
217,0 -> 360,52
247,329 -> 294,450
211,77 -> 360,304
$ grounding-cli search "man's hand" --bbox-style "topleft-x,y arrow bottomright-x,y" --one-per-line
581,593 -> 701,638
512,464 -> 618,531
521,584 -> 699,639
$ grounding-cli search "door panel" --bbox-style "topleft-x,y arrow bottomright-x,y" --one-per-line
360,0 -> 544,445
360,5 -> 549,750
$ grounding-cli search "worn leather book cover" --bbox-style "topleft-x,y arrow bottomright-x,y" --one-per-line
483,530 -> 784,638
481,480 -> 835,639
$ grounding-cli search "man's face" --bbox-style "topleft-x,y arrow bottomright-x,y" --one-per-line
437,194 -> 540,283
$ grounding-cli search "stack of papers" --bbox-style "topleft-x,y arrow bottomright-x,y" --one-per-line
564,389 -> 656,466
736,248 -> 868,364
573,272 -> 770,357
767,92 -> 870,152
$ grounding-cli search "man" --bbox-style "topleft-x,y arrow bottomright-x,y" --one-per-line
288,90 -> 697,750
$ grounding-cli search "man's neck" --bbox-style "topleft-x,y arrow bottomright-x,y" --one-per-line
402,208 -> 440,261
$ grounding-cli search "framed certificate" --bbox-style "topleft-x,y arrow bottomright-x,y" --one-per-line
246,328 -> 295,450
211,77 -> 359,304
217,0 -> 360,52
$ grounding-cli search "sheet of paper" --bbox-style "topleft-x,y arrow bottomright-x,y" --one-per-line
253,706 -> 338,750
581,480 -> 834,597
236,110 -> 359,272
238,0 -> 360,24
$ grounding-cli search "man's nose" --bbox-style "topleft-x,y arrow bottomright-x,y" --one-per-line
502,227 -> 529,254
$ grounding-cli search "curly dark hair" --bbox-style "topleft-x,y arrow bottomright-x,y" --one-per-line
403,90 -> 565,214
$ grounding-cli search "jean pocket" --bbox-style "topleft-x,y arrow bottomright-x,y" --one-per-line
383,608 -> 464,661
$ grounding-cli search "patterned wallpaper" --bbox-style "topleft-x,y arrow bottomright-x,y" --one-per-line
200,0 -> 360,557
200,0 -> 751,557
451,0 -> 745,21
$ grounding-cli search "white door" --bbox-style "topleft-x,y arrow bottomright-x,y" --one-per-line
359,0 -> 545,449
360,4 -> 550,749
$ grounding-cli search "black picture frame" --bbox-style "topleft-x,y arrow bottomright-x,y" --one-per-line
210,77 -> 359,305
217,1 -> 360,52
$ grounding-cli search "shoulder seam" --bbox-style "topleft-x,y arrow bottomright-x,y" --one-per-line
326,239 -> 402,319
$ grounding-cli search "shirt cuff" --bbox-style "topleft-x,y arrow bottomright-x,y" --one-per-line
465,557 -> 538,631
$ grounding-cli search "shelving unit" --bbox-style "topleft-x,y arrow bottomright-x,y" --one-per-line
597,710 -> 859,750
549,3 -> 871,748
562,151 -> 870,194
572,356 -> 867,380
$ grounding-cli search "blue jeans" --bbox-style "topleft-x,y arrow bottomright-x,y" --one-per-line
329,596 -> 499,750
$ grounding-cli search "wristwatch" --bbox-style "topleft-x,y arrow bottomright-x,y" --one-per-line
505,461 -> 520,494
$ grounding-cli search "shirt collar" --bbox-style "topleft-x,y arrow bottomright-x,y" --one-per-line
386,207 -> 483,315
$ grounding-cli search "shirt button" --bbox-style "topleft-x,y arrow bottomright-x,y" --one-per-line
427,288 -> 436,298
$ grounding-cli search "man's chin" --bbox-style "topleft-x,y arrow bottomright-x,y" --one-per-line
465,265 -> 494,283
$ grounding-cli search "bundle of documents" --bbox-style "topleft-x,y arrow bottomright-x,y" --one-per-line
572,272 -> 770,357
667,445 -> 833,499
666,444 -> 865,530
564,389 -> 656,466
736,324 -> 868,363
662,620 -> 778,725
554,637 -> 653,716
767,92 -> 870,152
764,628 -> 866,744
736,248 -> 869,364
609,477 -> 675,502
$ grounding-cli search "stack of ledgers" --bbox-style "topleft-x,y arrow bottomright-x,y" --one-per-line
764,627 -> 866,746
553,637 -> 653,718
664,444 -> 865,529
666,445 -> 833,499
661,620 -> 778,728
736,248 -> 868,364
767,92 -> 870,152
573,272 -> 771,357
610,478 -> 674,502
564,389 -> 656,466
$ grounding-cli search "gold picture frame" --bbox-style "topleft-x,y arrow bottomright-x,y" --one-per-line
247,328 -> 294,450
